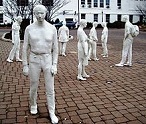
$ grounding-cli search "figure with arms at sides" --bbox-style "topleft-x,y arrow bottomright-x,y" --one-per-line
22,5 -> 58,123
101,22 -> 108,58
58,21 -> 69,56
77,19 -> 90,81
7,16 -> 23,62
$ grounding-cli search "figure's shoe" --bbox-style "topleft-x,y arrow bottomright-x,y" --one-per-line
30,105 -> 37,114
7,58 -> 13,63
77,76 -> 87,81
62,54 -> 66,56
82,74 -> 90,78
50,114 -> 58,124
93,58 -> 99,61
124,63 -> 132,67
16,58 -> 23,62
115,63 -> 124,67
88,58 -> 91,61
103,55 -> 108,58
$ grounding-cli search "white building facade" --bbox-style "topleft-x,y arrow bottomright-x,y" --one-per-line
54,0 -> 145,24
0,0 -> 145,24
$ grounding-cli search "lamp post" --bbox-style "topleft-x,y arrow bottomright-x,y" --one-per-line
31,0 -> 33,23
102,10 -> 103,22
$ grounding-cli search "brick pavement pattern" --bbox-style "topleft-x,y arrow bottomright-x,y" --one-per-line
0,29 -> 146,124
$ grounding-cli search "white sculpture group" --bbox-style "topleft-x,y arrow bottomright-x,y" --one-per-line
6,4 -> 139,124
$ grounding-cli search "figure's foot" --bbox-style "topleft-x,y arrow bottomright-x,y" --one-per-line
77,76 -> 87,81
88,58 -> 91,61
82,74 -> 90,78
7,58 -> 13,63
115,63 -> 124,67
103,55 -> 108,58
93,58 -> 99,61
50,114 -> 58,124
62,54 -> 66,56
124,63 -> 132,67
16,58 -> 23,62
30,105 -> 37,114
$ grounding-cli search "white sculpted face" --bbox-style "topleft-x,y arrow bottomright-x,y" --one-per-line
34,5 -> 47,22
80,19 -> 87,28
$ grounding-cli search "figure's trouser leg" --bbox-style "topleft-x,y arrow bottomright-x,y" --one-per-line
127,41 -> 133,65
78,59 -> 83,77
29,55 -> 41,106
42,54 -> 55,115
120,39 -> 131,64
8,42 -> 18,60
62,42 -> 67,55
88,43 -> 92,59
15,40 -> 21,59
59,42 -> 62,54
92,41 -> 97,58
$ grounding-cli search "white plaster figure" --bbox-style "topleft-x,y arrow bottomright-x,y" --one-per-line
88,22 -> 99,61
101,22 -> 108,57
58,21 -> 69,56
22,5 -> 58,123
77,19 -> 90,81
115,15 -> 134,67
7,16 -> 23,62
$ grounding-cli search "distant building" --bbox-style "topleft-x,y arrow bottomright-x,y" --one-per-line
0,0 -> 145,24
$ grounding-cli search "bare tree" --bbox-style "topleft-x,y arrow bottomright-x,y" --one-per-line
3,0 -> 70,22
136,3 -> 146,23
3,0 -> 39,21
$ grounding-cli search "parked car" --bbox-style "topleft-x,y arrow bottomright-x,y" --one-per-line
54,21 -> 77,29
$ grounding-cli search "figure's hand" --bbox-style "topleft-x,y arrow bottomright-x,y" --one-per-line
50,65 -> 57,76
23,65 -> 29,76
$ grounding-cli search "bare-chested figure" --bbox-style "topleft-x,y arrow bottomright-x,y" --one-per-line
22,5 -> 58,123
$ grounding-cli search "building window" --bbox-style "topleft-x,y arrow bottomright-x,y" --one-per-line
106,14 -> 110,22
0,0 -> 2,6
0,14 -> 3,23
117,14 -> 121,21
17,0 -> 28,6
87,0 -> 91,7
42,0 -> 53,6
94,0 -> 98,7
81,14 -> 86,19
140,15 -> 143,23
106,0 -> 110,8
81,0 -> 85,4
117,0 -> 121,9
129,15 -> 133,23
94,14 -> 98,22
100,0 -> 104,7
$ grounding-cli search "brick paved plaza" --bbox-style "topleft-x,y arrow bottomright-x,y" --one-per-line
0,28 -> 146,124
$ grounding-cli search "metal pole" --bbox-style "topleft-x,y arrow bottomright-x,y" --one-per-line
31,0 -> 33,23
78,0 -> 80,24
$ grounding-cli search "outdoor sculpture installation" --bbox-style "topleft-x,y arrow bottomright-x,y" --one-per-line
115,15 -> 139,67
77,19 -> 90,81
101,22 -> 108,58
58,21 -> 69,56
7,16 -> 23,62
88,22 -> 99,61
22,5 -> 58,123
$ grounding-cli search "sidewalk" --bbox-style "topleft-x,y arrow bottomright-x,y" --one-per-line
0,29 -> 146,124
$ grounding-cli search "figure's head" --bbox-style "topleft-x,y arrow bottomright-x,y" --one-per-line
101,22 -> 107,27
122,15 -> 129,22
79,19 -> 87,28
33,5 -> 47,22
62,21 -> 66,25
93,22 -> 98,28
16,16 -> 22,24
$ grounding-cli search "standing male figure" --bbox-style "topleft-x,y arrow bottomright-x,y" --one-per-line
101,22 -> 108,58
88,22 -> 99,61
77,19 -> 90,81
58,21 -> 69,56
7,16 -> 23,62
115,15 -> 135,67
22,5 -> 58,123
